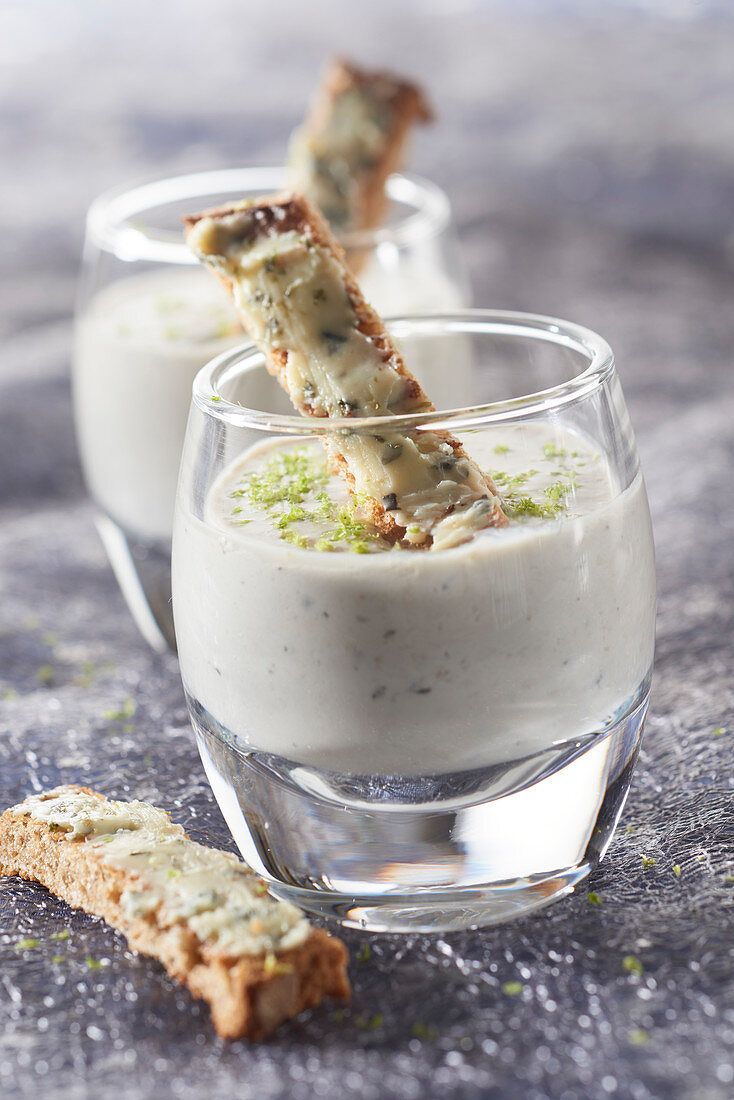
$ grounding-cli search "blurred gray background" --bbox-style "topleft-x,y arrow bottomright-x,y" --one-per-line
1,2 -> 733,1099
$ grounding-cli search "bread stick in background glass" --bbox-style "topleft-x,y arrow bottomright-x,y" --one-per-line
184,194 -> 507,550
287,58 -> 433,236
0,787 -> 350,1041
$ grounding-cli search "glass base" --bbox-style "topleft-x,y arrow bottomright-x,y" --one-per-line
188,686 -> 649,932
95,514 -> 176,653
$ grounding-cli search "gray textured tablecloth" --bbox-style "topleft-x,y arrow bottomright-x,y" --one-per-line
1,3 -> 733,1097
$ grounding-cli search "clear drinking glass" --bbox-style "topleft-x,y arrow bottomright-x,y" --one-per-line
72,168 -> 469,652
172,311 -> 656,933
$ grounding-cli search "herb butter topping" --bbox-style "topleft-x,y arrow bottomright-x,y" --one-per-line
187,213 -> 504,550
13,787 -> 310,957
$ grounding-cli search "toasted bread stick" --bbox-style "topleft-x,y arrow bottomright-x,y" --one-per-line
0,786 -> 349,1040
184,193 -> 507,549
288,58 -> 432,235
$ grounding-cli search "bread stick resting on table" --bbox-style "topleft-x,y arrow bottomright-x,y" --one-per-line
184,193 -> 507,549
288,57 -> 432,235
0,786 -> 350,1041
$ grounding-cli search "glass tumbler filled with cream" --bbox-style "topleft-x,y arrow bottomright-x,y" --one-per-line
72,59 -> 467,651
172,193 -> 656,932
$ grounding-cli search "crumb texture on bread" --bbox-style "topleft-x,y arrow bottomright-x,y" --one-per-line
287,57 -> 432,234
185,193 -> 507,549
0,786 -> 349,1040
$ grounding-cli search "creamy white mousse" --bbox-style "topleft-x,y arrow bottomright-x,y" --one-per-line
73,268 -> 241,542
14,786 -> 309,956
173,423 -> 656,776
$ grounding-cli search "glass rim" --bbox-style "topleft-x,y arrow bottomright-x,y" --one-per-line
85,167 -> 452,264
192,310 -> 616,435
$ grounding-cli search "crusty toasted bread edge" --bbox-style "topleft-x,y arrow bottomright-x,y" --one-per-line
0,789 -> 350,1041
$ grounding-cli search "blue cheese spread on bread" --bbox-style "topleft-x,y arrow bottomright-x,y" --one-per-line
185,195 -> 507,550
15,787 -> 309,957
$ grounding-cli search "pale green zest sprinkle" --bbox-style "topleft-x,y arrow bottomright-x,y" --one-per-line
280,529 -> 308,550
2,688 -> 17,700
229,449 -> 385,553
355,1014 -> 383,1030
51,955 -> 64,964
154,296 -> 185,315
543,479 -> 576,505
264,953 -> 293,976
502,980 -> 523,995
493,443 -> 509,455
103,698 -> 136,721
490,468 -> 539,490
712,727 -> 724,737
214,318 -> 237,340
503,494 -> 567,520
231,449 -> 329,509
629,1028 -> 650,1046
73,660 -> 97,688
543,442 -> 567,459
36,665 -> 54,685
86,956 -> 106,970
625,825 -> 637,834
357,942 -> 371,963
622,955 -> 644,976
641,855 -> 656,869
50,929 -> 70,941
210,395 -> 222,402
412,1022 -> 439,1040
490,464 -> 575,521
673,865 -> 682,879
15,938 -> 41,950
723,876 -> 734,885
587,891 -> 603,905
167,868 -> 182,879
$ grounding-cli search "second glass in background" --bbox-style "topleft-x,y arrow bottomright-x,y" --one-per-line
72,167 -> 470,651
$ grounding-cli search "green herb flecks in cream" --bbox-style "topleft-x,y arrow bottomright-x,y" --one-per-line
227,447 -> 388,554
216,427 -> 610,554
